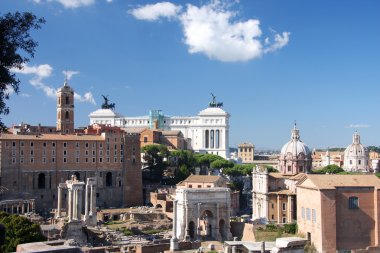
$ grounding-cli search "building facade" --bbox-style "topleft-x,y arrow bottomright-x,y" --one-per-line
89,96 -> 230,158
252,125 -> 311,224
297,174 -> 380,253
238,143 -> 254,164
0,81 -> 143,214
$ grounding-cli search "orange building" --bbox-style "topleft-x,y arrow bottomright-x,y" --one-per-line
297,174 -> 380,253
0,81 -> 143,214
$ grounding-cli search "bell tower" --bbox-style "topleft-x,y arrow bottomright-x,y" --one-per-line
57,80 -> 74,133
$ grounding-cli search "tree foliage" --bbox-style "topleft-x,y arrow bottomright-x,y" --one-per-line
313,164 -> 344,174
0,212 -> 45,252
0,12 -> 45,130
141,144 -> 169,182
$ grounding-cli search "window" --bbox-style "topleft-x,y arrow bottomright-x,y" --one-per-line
198,185 -> 202,188
359,160 -> 361,165
12,141 -> 16,147
271,215 -> 274,220
106,172 -> 112,187
38,173 -> 45,189
144,136 -> 148,143
312,209 -> 316,223
282,217 -> 286,223
30,142 -> 34,147
189,185 -> 193,188
63,157 -> 67,163
287,166 -> 291,172
302,207 -> 305,219
20,141 -> 24,147
63,142 -> 67,148
65,111 -> 69,119
272,203 -> 274,209
52,142 -> 56,147
85,142 -> 89,148
65,96 -> 69,104
63,150 -> 67,156
76,142 -> 79,148
282,202 -> 286,211
349,196 -> 359,209
300,166 -> 304,172
306,208 -> 311,220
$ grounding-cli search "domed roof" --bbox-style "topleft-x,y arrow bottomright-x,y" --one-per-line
280,125 -> 311,156
198,107 -> 228,116
344,132 -> 366,156
89,108 -> 123,118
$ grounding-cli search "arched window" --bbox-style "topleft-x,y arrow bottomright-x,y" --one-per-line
65,111 -> 69,119
65,96 -> 69,104
106,172 -> 112,187
38,173 -> 46,189
74,172 -> 80,180
205,130 -> 209,148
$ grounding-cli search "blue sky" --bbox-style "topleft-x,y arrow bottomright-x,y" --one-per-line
2,0 -> 380,150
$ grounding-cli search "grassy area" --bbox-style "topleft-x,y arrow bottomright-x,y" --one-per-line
254,223 -> 297,241
254,231 -> 294,241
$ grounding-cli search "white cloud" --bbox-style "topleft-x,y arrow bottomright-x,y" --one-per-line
264,31 -> 290,53
74,92 -> 96,104
180,2 -> 263,62
62,70 -> 80,80
130,2 -> 181,21
106,0 -> 112,2
345,124 -> 370,128
34,0 -> 95,8
20,93 -> 32,98
12,64 -> 96,105
130,1 -> 290,62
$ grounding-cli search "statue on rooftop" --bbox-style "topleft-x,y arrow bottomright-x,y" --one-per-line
209,93 -> 223,108
101,95 -> 115,110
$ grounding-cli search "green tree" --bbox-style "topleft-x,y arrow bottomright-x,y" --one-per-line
313,164 -> 344,174
0,12 -> 45,130
210,159 -> 234,170
0,212 -> 45,252
141,144 -> 169,182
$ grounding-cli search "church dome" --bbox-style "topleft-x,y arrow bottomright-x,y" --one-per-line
280,125 -> 311,156
344,132 -> 366,157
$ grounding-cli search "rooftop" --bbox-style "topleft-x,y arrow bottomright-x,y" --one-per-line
297,174 -> 380,189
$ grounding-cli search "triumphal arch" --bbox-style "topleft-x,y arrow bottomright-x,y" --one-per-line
174,188 -> 232,241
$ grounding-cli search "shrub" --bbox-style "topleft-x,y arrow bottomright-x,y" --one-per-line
283,223 -> 297,234
265,224 -> 277,232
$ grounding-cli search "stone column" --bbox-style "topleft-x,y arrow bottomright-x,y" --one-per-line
216,203 -> 220,241
90,184 -> 95,216
57,186 -> 62,218
26,202 -> 30,213
85,184 -> 89,218
78,188 -> 83,220
184,202 -> 189,241
170,199 -> 179,251
21,202 -> 25,214
197,202 -> 202,241
68,189 -> 73,221
287,195 -> 292,223
73,189 -> 77,220
277,195 -> 280,224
